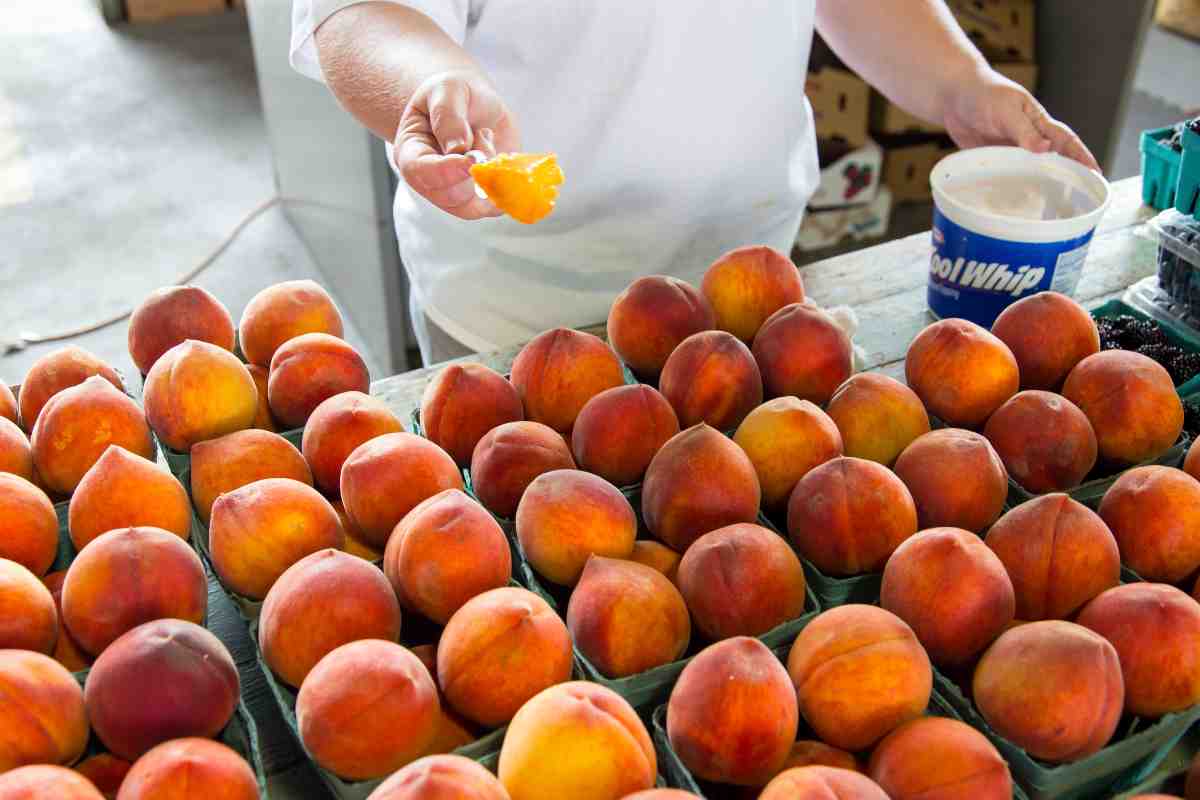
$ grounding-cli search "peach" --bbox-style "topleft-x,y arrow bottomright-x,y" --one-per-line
667,636 -> 798,786
190,428 -> 312,524
642,424 -> 761,552
571,384 -> 679,486
753,303 -> 853,405
498,682 -> 656,800
74,754 -> 130,799
0,473 -> 57,576
893,429 -> 1008,532
331,499 -> 382,561
62,527 -> 205,657
302,391 -> 403,494
986,494 -> 1119,620
420,363 -> 524,467
734,397 -> 843,511
973,621 -> 1123,763
0,559 -> 57,653
701,245 -> 805,343
437,587 -> 573,727
68,446 -> 191,551
239,279 -> 345,367
31,376 -> 154,495
0,766 -> 103,800
678,523 -> 807,639
1187,438 -> 1200,483
788,605 -> 931,751
659,330 -> 762,431
881,528 -> 1015,669
384,489 -> 511,624
991,291 -> 1100,391
1078,583 -> 1200,717
1063,350 -> 1184,465
516,470 -> 636,586
1099,466 -> 1200,583
17,346 -> 123,433
567,556 -> 690,678
404,646 -> 480,759
143,340 -> 258,452
84,619 -> 239,760
0,650 -> 88,772
0,382 -> 15,424
366,755 -> 509,800
779,741 -> 860,773
117,738 -> 257,800
245,364 -> 277,431
787,457 -> 917,576
297,640 -> 439,780
0,417 -> 33,481
340,432 -> 464,546
607,275 -> 716,379
983,390 -> 1098,493
826,373 -> 931,467
209,477 -> 344,599
126,285 -> 236,375
626,541 -> 681,583
905,318 -> 1019,429
41,571 -> 91,672
759,767 -> 888,800
470,421 -> 574,519
268,333 -> 371,429
510,328 -> 625,434
868,716 -> 1011,800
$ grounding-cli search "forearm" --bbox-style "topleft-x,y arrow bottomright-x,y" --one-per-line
814,0 -> 989,126
314,2 -> 480,141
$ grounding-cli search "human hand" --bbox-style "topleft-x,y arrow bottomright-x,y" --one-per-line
394,69 -> 521,219
943,71 -> 1100,172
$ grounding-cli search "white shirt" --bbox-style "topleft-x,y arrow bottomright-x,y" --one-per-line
292,0 -> 820,353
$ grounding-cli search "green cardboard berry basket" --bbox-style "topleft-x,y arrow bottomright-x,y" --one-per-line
1111,723 -> 1200,798
1142,125 -> 1185,212
1176,123 -> 1200,222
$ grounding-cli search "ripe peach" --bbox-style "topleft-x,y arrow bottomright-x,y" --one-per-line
0,418 -> 33,482
17,346 -> 123,433
567,556 -> 690,678
734,397 -> 842,511
659,331 -> 763,431
85,619 -> 239,760
246,364 -> 277,431
626,541 -> 681,583
667,637 -> 798,786
239,279 -> 344,368
787,456 -> 917,576
498,682 -> 656,800
437,587 -> 573,727
983,390 -> 1098,493
68,446 -> 191,551
881,527 -> 1015,669
302,391 -> 403,494
778,741 -> 861,773
340,432 -> 464,546
331,499 -> 382,561
470,421 -> 574,519
986,494 -> 1119,620
267,333 -> 370,429
32,377 -> 154,495
190,428 -> 312,524
759,767 -> 888,800
1187,438 -> 1200,483
893,429 -> 1008,532
607,275 -> 716,379
0,559 -> 57,653
701,245 -> 805,343
643,424 -> 761,552
209,477 -> 344,600
868,716 -> 1011,800
1063,350 -> 1184,465
117,738 -> 258,800
402,646 -> 480,760
678,523 -> 807,639
74,754 -> 130,799
905,318 -> 1019,429
0,650 -> 88,772
366,755 -> 509,800
0,473 -> 57,576
127,285 -> 236,375
991,291 -> 1100,391
40,571 -> 91,672
571,384 -> 679,486
973,621 -> 1123,763
0,766 -> 103,800
143,340 -> 258,452
0,382 -> 15,424
420,362 -> 524,467
753,303 -> 853,405
384,489 -> 511,624
510,328 -> 624,433
788,605 -> 931,751
1099,466 -> 1200,583
297,640 -> 439,780
826,373 -> 930,467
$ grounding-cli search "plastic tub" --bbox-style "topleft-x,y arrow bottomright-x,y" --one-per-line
928,147 -> 1111,327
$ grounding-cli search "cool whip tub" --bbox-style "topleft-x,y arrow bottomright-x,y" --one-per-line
928,147 -> 1111,326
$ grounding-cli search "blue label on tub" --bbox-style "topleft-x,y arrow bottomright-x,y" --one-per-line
928,206 -> 1095,327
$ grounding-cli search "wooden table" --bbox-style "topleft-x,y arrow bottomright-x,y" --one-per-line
209,175 -> 1160,798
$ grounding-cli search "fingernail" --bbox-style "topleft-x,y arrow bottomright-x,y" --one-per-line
445,139 -> 465,154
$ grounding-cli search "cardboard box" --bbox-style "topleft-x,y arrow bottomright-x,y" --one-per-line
806,67 -> 871,149
1156,0 -> 1200,40
870,61 -> 1038,137
797,188 -> 893,251
809,138 -> 883,210
882,140 -> 957,204
124,0 -> 227,22
947,0 -> 1036,62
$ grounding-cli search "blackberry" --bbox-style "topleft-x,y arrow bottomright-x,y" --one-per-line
1136,342 -> 1176,375
1171,352 -> 1200,386
1185,400 -> 1200,441
1117,317 -> 1167,349
1189,116 -> 1200,137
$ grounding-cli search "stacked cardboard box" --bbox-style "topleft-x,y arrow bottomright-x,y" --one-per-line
122,0 -> 234,23
1156,0 -> 1200,40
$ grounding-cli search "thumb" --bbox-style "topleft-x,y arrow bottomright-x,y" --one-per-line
427,80 -> 473,155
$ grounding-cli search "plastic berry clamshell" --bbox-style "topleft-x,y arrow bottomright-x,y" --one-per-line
1124,210 -> 1200,351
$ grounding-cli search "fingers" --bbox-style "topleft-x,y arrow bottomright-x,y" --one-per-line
1011,97 -> 1053,154
1035,114 -> 1102,172
428,80 -> 473,155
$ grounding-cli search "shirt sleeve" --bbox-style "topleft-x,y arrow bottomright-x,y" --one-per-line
290,0 -> 472,83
